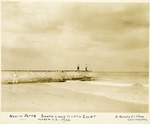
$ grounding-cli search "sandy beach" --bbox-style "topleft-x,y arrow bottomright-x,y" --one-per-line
1,82 -> 148,112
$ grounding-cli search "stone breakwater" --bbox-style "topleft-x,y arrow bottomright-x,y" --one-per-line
1,70 -> 97,84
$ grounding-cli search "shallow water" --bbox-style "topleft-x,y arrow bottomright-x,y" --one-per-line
46,72 -> 149,104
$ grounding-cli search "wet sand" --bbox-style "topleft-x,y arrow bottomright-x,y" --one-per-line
1,83 -> 148,112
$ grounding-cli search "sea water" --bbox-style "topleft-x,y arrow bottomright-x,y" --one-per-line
47,72 -> 149,104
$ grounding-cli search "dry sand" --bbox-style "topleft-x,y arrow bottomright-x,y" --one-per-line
1,83 -> 148,112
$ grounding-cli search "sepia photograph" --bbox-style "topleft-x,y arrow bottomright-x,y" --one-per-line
1,1 -> 149,114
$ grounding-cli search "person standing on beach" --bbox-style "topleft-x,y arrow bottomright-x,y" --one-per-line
13,72 -> 18,84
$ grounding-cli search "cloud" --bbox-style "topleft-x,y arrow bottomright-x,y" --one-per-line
62,3 -> 149,51
2,2 -> 64,34
63,3 -> 149,32
1,2 -> 149,71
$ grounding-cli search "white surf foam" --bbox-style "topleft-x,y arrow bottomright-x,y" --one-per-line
47,81 -> 148,104
84,81 -> 133,87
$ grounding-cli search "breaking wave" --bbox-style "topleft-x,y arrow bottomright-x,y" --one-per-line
84,81 -> 148,88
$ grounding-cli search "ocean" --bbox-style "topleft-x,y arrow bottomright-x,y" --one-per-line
53,72 -> 149,104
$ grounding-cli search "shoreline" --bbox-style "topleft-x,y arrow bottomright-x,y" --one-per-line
1,83 -> 148,112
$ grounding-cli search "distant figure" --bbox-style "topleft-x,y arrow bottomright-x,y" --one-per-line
85,64 -> 88,71
13,72 -> 18,84
77,64 -> 80,71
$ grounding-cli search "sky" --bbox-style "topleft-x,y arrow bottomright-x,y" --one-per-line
1,2 -> 149,72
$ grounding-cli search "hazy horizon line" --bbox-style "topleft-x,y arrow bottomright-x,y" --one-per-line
1,69 -> 149,73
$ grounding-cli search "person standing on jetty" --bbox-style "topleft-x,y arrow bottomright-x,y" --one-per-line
85,64 -> 88,71
13,72 -> 18,84
77,64 -> 80,71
